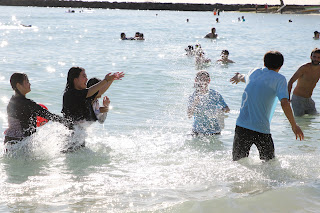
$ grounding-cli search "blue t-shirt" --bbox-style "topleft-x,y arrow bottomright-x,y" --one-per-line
188,89 -> 228,134
236,67 -> 289,134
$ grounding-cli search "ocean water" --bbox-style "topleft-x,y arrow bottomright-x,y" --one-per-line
0,6 -> 320,212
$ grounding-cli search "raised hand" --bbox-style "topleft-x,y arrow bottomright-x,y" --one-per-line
104,72 -> 125,81
230,72 -> 245,84
103,96 -> 110,107
113,72 -> 125,80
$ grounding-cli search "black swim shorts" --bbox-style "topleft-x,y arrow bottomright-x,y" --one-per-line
232,126 -> 275,161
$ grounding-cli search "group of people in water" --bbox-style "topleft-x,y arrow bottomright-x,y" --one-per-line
4,68 -> 124,152
120,32 -> 145,40
3,10 -> 320,163
188,48 -> 320,161
185,44 -> 234,69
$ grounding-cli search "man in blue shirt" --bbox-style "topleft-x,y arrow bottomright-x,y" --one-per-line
230,51 -> 304,161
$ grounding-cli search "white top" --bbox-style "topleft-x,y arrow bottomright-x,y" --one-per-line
92,99 -> 107,124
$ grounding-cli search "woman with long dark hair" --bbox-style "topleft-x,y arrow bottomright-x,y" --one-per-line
62,67 -> 124,123
61,67 -> 124,152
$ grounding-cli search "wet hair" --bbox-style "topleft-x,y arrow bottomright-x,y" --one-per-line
10,73 -> 28,94
87,77 -> 101,88
194,70 -> 210,90
221,50 -> 229,55
120,33 -> 125,38
311,48 -> 320,56
195,70 -> 210,82
314,31 -> 319,35
65,67 -> 85,92
263,51 -> 284,70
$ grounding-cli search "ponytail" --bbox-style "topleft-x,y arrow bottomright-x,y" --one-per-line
65,67 -> 85,92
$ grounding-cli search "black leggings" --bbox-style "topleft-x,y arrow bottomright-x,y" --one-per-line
232,126 -> 275,161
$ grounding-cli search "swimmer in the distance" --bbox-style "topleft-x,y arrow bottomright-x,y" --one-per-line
204,28 -> 217,39
217,50 -> 235,64
314,31 -> 319,40
120,33 -> 134,40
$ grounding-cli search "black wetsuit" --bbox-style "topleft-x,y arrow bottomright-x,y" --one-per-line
5,94 -> 67,143
62,88 -> 97,125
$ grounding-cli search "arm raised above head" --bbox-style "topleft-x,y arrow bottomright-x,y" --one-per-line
87,72 -> 125,98
96,72 -> 125,97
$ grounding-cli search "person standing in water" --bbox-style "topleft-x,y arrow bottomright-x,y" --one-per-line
288,48 -> 320,116
230,51 -> 304,161
4,73 -> 69,145
61,67 -> 124,152
62,67 -> 124,124
188,70 -> 230,136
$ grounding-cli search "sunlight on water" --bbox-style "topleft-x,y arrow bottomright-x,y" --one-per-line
0,40 -> 8,47
46,66 -> 56,73
0,5 -> 320,212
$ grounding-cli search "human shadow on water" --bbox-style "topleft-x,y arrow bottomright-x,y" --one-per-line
294,114 -> 320,140
63,143 -> 112,178
229,157 -> 304,196
2,140 -> 49,184
184,134 -> 225,153
2,157 -> 47,184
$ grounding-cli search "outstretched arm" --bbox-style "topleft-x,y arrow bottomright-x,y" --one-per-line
281,98 -> 304,140
230,72 -> 245,84
87,72 -> 124,98
96,72 -> 125,97
288,67 -> 304,101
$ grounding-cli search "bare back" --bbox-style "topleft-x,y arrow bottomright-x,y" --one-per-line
293,63 -> 320,98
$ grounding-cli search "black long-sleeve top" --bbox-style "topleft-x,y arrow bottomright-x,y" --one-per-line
5,94 -> 67,138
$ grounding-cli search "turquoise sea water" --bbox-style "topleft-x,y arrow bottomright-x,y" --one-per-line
0,6 -> 320,212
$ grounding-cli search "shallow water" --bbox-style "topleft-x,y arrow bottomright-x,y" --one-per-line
0,6 -> 320,212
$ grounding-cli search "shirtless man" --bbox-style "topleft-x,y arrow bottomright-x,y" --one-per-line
204,28 -> 217,39
217,50 -> 235,64
288,48 -> 320,116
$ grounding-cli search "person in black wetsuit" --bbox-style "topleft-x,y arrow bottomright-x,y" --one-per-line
61,67 -> 124,151
4,73 -> 69,145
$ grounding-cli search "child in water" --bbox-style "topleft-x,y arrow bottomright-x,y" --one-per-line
87,78 -> 110,124
188,71 -> 230,136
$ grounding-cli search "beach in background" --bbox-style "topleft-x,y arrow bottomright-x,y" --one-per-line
86,0 -> 320,5
1,5 -> 320,212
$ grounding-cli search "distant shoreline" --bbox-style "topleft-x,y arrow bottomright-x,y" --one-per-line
0,0 -> 318,13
